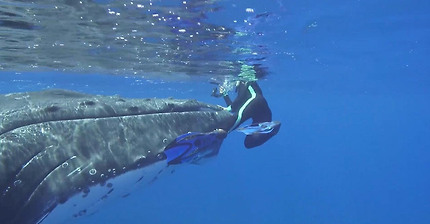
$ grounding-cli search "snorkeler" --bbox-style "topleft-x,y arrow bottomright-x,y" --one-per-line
212,80 -> 281,148
163,65 -> 280,165
163,81 -> 280,165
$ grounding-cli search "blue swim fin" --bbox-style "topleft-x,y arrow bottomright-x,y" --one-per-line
236,121 -> 281,135
163,130 -> 227,165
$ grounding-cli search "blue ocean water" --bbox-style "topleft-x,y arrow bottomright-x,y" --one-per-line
1,0 -> 430,224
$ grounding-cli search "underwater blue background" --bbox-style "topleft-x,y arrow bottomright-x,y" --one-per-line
1,0 -> 430,223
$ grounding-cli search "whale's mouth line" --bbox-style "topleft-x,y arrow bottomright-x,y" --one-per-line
0,108 -> 220,136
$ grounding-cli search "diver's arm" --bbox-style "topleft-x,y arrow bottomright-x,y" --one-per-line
223,95 -> 233,106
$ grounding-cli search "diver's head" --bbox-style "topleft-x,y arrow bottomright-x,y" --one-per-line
234,81 -> 249,94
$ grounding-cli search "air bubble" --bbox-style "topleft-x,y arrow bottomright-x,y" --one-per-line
62,162 -> 69,168
89,169 -> 97,175
14,180 -> 22,186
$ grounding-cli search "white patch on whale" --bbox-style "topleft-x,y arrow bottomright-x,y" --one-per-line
39,160 -> 171,224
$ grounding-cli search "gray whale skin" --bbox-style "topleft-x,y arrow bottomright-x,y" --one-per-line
0,89 -> 232,224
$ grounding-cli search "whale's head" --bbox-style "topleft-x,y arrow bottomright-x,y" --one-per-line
0,89 -> 232,224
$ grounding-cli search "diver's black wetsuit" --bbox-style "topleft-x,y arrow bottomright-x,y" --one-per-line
220,81 -> 280,148
162,81 -> 280,165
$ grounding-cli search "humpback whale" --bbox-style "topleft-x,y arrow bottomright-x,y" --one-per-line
0,89 -> 233,224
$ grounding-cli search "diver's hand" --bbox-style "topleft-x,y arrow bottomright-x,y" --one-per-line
211,86 -> 228,98
211,87 -> 222,98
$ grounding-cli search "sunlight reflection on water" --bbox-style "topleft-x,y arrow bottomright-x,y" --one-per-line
0,0 -> 270,81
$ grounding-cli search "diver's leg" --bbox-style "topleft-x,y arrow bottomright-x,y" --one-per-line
241,96 -> 278,148
244,122 -> 281,148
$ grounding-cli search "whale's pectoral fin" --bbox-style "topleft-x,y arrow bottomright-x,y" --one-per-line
163,129 -> 227,165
